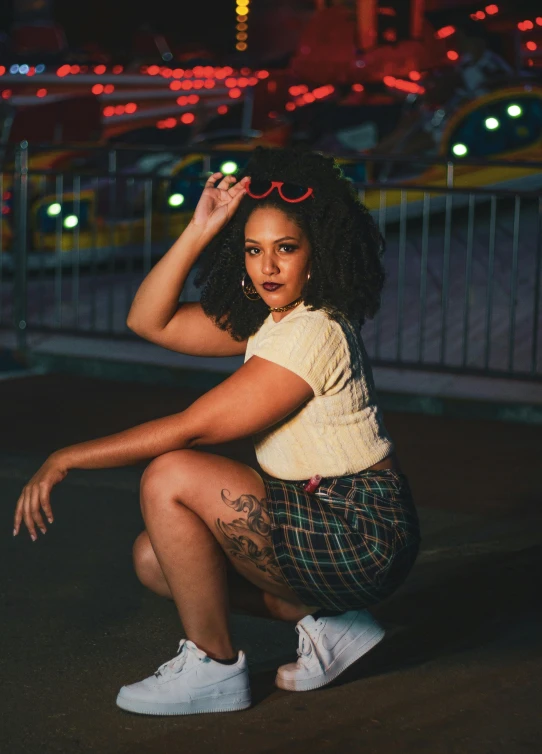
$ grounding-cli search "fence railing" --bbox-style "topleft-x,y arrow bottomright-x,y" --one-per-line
1,142 -> 541,380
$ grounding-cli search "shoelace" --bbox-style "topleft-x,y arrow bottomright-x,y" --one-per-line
154,640 -> 207,679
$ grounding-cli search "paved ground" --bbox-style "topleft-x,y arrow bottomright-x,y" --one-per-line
1,373 -> 541,754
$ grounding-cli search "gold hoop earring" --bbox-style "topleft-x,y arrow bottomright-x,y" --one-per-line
307,271 -> 311,281
241,273 -> 261,301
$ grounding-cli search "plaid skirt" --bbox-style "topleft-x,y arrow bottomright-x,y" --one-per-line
263,469 -> 421,611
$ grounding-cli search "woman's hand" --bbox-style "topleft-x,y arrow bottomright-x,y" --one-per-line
13,452 -> 68,541
189,172 -> 250,242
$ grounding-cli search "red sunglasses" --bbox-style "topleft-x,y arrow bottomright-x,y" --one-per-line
245,179 -> 314,203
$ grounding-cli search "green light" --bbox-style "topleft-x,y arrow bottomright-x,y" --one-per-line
168,193 -> 185,207
507,104 -> 522,118
63,215 -> 78,229
47,203 -> 61,216
452,143 -> 468,157
220,161 -> 238,175
485,117 -> 499,130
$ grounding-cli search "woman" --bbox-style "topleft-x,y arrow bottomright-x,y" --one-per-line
13,147 -> 420,716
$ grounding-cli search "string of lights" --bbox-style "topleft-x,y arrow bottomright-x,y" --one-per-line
236,0 -> 249,52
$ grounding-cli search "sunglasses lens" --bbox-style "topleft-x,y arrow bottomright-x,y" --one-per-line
247,179 -> 272,197
280,183 -> 310,200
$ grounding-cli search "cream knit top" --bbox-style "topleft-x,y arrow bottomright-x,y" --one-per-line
244,301 -> 394,480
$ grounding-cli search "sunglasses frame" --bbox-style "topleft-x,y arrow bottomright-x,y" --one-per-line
245,179 -> 314,203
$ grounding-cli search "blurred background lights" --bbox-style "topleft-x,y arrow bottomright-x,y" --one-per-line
507,104 -> 522,117
452,143 -> 468,156
47,203 -> 62,217
168,194 -> 185,207
220,161 -> 238,174
485,117 -> 500,130
63,215 -> 79,229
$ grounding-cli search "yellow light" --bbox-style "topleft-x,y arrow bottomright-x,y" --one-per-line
47,203 -> 61,216
237,32 -> 248,40
237,0 -> 249,6
237,23 -> 247,30
63,215 -> 79,229
236,6 -> 249,14
236,42 -> 248,51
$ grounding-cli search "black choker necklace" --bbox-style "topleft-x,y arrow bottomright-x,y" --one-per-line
269,297 -> 303,313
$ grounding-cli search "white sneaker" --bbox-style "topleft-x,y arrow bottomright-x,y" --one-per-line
275,610 -> 385,692
116,639 -> 251,715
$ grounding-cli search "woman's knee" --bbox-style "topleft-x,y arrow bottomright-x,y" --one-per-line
132,530 -> 163,589
140,450 -> 192,508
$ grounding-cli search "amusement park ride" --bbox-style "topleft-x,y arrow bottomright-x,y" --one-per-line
0,0 -> 541,254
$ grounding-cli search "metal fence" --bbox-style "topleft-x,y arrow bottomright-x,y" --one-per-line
1,142 -> 541,381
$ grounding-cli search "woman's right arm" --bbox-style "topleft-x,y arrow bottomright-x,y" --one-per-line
126,172 -> 250,357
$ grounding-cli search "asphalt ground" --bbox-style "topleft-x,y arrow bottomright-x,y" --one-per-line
1,373 -> 541,754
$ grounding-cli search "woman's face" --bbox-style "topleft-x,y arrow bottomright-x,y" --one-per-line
244,206 -> 312,322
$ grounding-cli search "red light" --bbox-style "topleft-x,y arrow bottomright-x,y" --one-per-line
114,105 -> 125,115
181,80 -> 193,90
285,102 -> 296,111
187,94 -> 199,104
518,22 -> 525,30
537,17 -> 542,26
409,71 -> 421,81
180,113 -> 195,124
161,68 -> 172,78
204,79 -> 215,88
217,105 -> 228,114
170,81 -> 182,91
103,106 -> 115,117
193,80 -> 203,89
257,70 -> 269,79
193,66 -> 204,77
36,88 -> 47,97
436,25 -> 455,39
3,191 -> 12,200
104,84 -> 115,94
1,90 -> 12,99
2,207 -> 9,215
177,96 -> 188,105
248,77 -> 258,86
352,83 -> 364,91
240,67 -> 251,75
229,87 -> 242,98
526,41 -> 537,50
303,93 -> 315,103
268,111 -> 278,119
94,64 -> 106,75
383,28 -> 397,42
172,68 -> 184,78
523,20 -> 534,30
470,10 -> 485,20
0,67 -> 5,75
140,65 -> 148,73
70,65 -> 80,74
27,67 -> 35,76
447,50 -> 459,61
184,69 -> 194,77
57,65 -> 70,77
148,65 -> 159,75
125,102 -> 137,114
112,65 -> 123,74
165,118 -> 176,128
225,77 -> 237,87
378,6 -> 396,15
485,4 -> 498,14
238,77 -> 248,87
92,84 -> 104,94
383,75 -> 396,86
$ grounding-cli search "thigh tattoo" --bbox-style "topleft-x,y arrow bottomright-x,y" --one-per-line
215,490 -> 284,583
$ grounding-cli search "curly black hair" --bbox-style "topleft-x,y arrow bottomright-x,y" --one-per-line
195,146 -> 385,341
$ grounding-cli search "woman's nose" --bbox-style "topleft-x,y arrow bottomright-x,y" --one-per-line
260,253 -> 279,274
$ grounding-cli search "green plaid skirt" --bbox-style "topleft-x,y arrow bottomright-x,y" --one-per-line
264,469 -> 421,611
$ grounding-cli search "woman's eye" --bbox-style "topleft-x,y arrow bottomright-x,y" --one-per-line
279,244 -> 297,252
245,247 -> 260,255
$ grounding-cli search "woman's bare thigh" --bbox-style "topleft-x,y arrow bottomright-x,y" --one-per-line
141,448 -> 303,605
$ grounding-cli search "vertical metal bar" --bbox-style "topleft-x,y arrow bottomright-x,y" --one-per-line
13,142 -> 29,353
38,174 -> 47,327
530,195 -> 542,376
54,173 -> 64,327
461,194 -> 475,367
396,189 -> 407,362
124,176 -> 136,331
418,192 -> 430,363
484,195 -> 497,370
374,189 -> 386,360
144,178 -> 153,275
439,187 -> 452,364
507,195 -> 520,373
107,149 -> 117,334
72,175 -> 81,329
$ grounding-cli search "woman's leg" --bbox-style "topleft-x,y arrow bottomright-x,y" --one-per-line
138,449 -> 314,659
133,530 -> 311,622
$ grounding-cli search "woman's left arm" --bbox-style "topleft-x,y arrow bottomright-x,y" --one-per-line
13,356 -> 313,540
